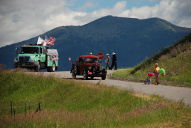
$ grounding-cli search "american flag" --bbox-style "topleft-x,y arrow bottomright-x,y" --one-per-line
44,36 -> 56,46
37,36 -> 56,46
47,37 -> 56,46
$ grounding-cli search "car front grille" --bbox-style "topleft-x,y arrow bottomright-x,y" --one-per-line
19,56 -> 30,63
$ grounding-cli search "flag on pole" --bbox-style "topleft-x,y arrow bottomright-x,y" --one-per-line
47,37 -> 56,46
43,35 -> 49,46
36,36 -> 56,46
44,35 -> 49,41
37,36 -> 45,45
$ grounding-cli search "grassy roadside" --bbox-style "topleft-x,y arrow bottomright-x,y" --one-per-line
0,70 -> 191,128
111,33 -> 191,87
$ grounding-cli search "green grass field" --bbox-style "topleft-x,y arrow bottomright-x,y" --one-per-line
111,34 -> 191,87
0,70 -> 191,128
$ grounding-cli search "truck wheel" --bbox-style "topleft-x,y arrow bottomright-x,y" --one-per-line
35,62 -> 40,72
48,63 -> 56,72
51,63 -> 56,72
83,70 -> 88,80
47,67 -> 51,72
15,64 -> 19,68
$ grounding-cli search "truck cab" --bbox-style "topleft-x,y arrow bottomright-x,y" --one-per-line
14,44 -> 58,72
71,55 -> 107,80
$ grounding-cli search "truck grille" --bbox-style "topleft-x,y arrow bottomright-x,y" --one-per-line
19,56 -> 30,63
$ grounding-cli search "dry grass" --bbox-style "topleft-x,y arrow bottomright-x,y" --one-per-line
0,106 -> 120,125
133,122 -> 181,128
131,93 -> 152,100
119,101 -> 167,120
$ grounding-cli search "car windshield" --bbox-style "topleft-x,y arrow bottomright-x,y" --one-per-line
20,47 -> 39,54
83,58 -> 98,63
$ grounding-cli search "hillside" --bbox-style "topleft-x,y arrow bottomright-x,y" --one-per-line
0,15 -> 191,70
111,33 -> 191,87
0,70 -> 191,127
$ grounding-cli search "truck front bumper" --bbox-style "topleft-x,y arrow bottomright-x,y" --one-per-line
87,70 -> 107,77
15,62 -> 38,68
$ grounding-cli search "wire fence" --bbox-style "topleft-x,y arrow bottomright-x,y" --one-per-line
0,101 -> 42,118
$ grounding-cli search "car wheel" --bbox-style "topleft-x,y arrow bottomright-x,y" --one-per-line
83,70 -> 88,80
72,72 -> 76,79
101,75 -> 106,80
71,66 -> 77,79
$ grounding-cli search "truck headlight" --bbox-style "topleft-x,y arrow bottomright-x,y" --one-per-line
88,66 -> 92,70
14,57 -> 19,62
29,56 -> 35,62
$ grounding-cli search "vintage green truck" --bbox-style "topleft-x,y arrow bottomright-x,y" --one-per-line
14,44 -> 59,72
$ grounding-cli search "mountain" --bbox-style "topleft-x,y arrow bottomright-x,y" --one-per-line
111,33 -> 191,87
0,15 -> 191,70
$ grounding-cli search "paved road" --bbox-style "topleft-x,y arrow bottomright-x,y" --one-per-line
34,71 -> 191,107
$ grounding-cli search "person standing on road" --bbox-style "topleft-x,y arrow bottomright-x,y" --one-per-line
110,52 -> 117,70
153,63 -> 160,85
105,53 -> 110,70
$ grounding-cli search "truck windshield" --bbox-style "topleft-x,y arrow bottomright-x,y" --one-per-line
20,47 -> 39,54
83,58 -> 98,63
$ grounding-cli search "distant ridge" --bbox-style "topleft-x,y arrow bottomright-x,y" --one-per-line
0,15 -> 191,70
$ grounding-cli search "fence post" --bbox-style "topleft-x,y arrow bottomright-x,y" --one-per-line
35,102 -> 41,112
38,102 -> 41,111
10,101 -> 13,116
13,109 -> 16,118
25,102 -> 27,117
29,103 -> 30,111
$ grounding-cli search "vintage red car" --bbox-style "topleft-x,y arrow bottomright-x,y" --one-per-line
70,55 -> 107,80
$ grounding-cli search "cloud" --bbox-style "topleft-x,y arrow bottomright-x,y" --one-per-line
76,0 -> 191,28
0,0 -> 84,47
74,1 -> 127,24
119,0 -> 191,27
114,1 -> 127,11
0,0 -> 191,47
79,1 -> 97,11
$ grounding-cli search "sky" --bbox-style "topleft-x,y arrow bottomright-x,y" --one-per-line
0,0 -> 191,47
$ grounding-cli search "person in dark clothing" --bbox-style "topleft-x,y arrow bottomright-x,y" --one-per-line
110,52 -> 117,70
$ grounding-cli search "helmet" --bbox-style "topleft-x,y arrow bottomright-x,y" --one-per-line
155,63 -> 158,66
